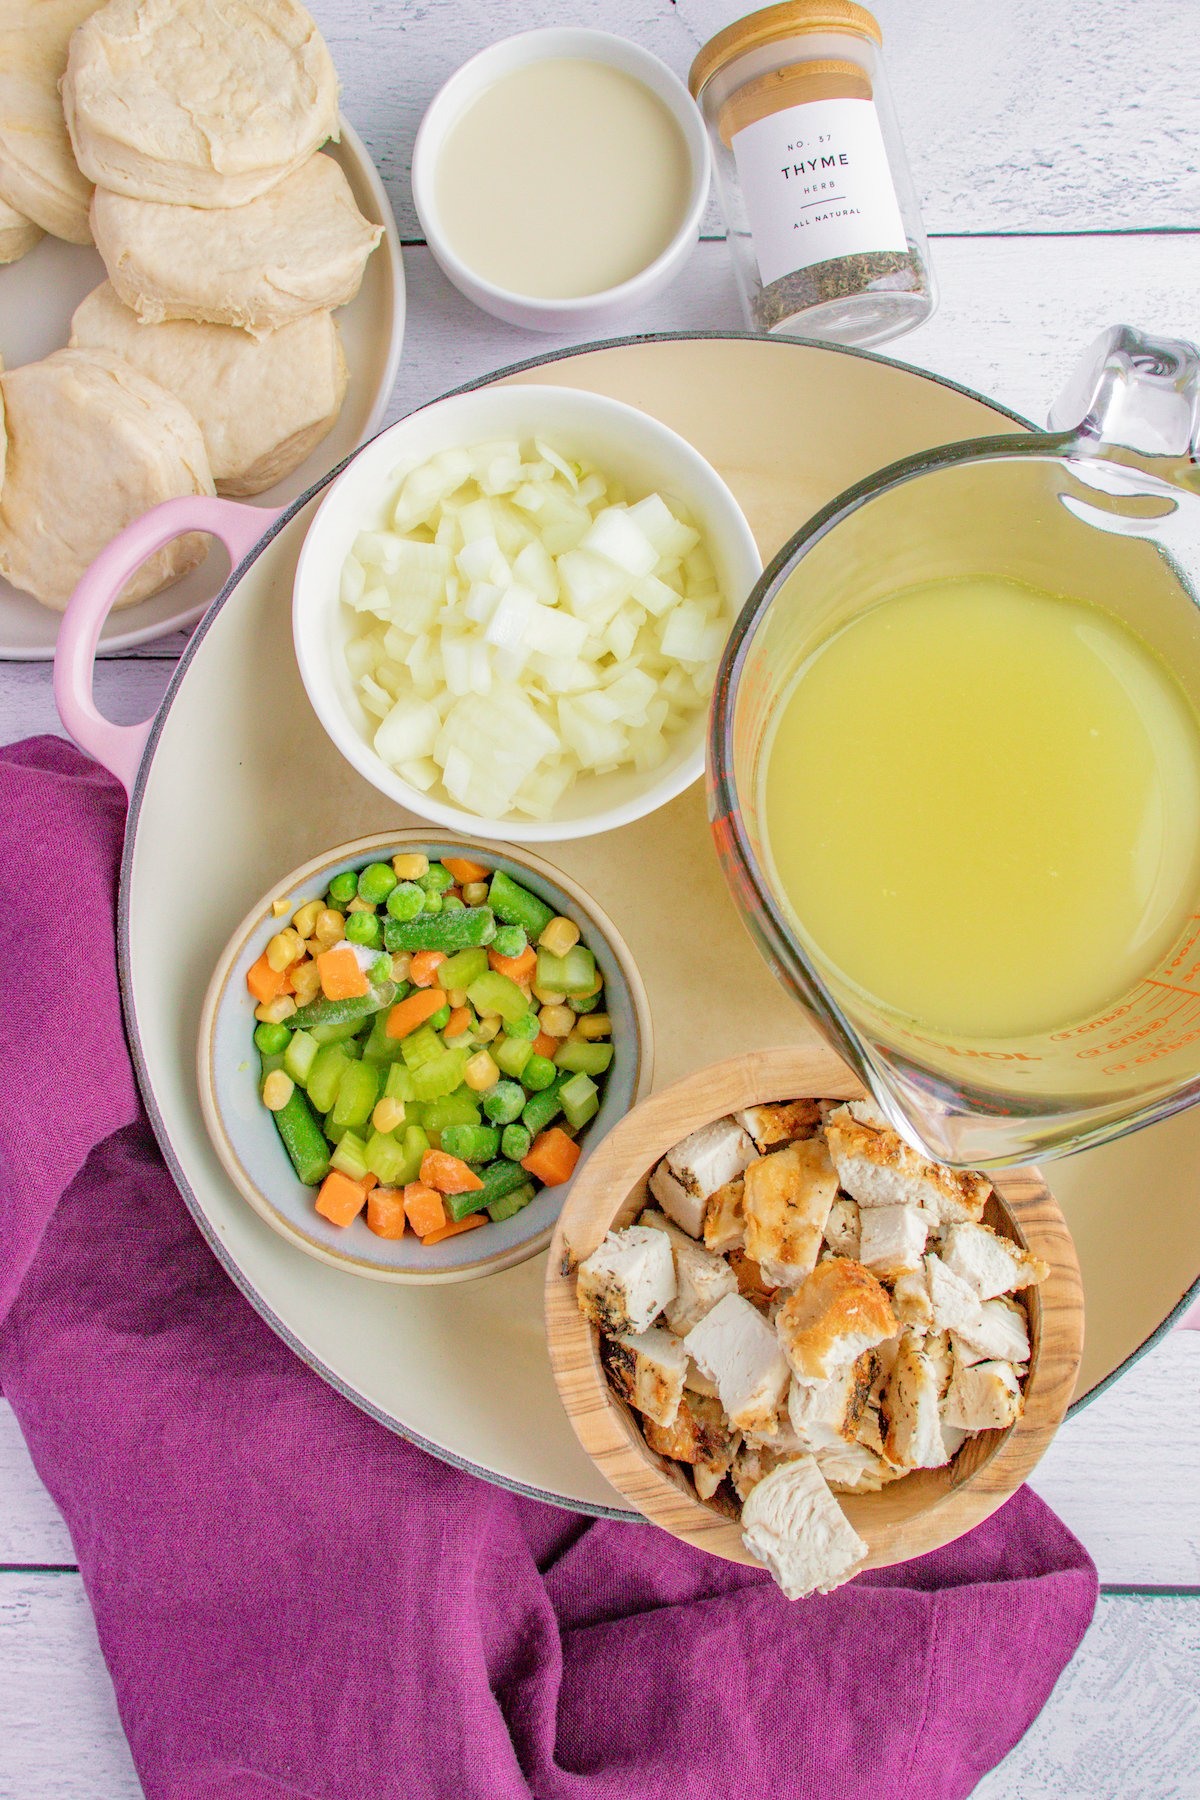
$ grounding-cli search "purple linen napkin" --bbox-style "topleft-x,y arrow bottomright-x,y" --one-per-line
0,737 -> 1097,1800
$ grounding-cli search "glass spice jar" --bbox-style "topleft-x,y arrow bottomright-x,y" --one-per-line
689,0 -> 936,346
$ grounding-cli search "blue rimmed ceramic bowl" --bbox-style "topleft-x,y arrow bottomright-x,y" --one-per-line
198,830 -> 653,1282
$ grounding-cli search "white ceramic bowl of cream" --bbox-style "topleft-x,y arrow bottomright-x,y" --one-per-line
411,29 -> 711,333
291,382 -> 762,842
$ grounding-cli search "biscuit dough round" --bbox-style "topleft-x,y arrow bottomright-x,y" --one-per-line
0,0 -> 100,243
70,282 -> 349,497
0,194 -> 42,263
92,152 -> 383,335
64,0 -> 339,207
0,348 -> 214,610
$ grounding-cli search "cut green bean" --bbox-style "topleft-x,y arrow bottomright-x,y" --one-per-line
309,1015 -> 369,1047
522,1072 -> 571,1137
289,982 -> 396,1034
488,868 -> 554,937
361,1015 -> 405,1065
440,1122 -> 501,1162
384,905 -> 495,955
500,1122 -> 532,1163
272,1086 -> 331,1186
481,1079 -> 525,1124
445,1158 -> 529,1221
487,1180 -> 537,1224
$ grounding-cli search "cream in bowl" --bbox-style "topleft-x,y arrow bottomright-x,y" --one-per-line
412,30 -> 710,332
199,832 -> 654,1283
292,383 -> 763,842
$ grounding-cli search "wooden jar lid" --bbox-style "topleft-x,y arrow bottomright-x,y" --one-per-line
716,58 -> 873,146
690,1 -> 882,100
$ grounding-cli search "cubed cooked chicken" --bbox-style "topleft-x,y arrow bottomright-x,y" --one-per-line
637,1208 -> 739,1335
823,1195 -> 861,1259
814,1438 -> 904,1494
925,1252 -> 986,1342
685,1293 -> 790,1437
703,1177 -> 746,1254
785,1351 -> 875,1450
643,1388 -> 740,1498
952,1295 -> 1030,1365
735,1099 -> 821,1151
739,1455 -> 868,1599
882,1330 -> 949,1469
600,1326 -> 688,1429
775,1258 -> 897,1383
891,1266 -> 934,1332
858,1203 -> 929,1280
825,1115 -> 991,1224
653,1117 -> 757,1238
743,1137 -> 839,1286
942,1359 -> 1023,1432
577,1226 -> 676,1336
940,1220 -> 1050,1300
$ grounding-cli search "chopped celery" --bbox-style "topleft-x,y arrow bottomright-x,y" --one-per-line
400,1023 -> 443,1069
361,1015 -> 404,1064
494,1034 -> 534,1078
283,1029 -> 319,1086
410,1046 -> 471,1101
330,1059 -> 380,1132
535,945 -> 596,996
465,968 -> 528,1022
420,1089 -> 481,1132
307,1043 -> 352,1114
554,1038 -> 613,1076
487,1179 -> 537,1224
365,1129 -> 408,1185
397,1125 -> 431,1185
436,944 -> 490,991
560,1071 -> 599,1130
330,1131 -> 368,1181
309,1015 -> 370,1047
384,1063 -> 417,1102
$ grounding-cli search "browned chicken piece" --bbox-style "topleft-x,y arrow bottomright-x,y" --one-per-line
728,1247 -> 777,1311
703,1177 -> 745,1254
775,1257 -> 898,1382
600,1325 -> 688,1429
735,1099 -> 821,1151
882,1329 -> 949,1469
644,1390 -> 740,1500
825,1114 -> 991,1225
743,1137 -> 839,1286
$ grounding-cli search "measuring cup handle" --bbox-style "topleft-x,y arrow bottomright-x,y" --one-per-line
53,496 -> 280,796
1048,323 -> 1200,465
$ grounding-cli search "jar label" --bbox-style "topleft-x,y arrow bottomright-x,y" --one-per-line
731,96 -> 908,289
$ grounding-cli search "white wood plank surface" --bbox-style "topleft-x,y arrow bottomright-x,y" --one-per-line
3,0 -> 1200,1793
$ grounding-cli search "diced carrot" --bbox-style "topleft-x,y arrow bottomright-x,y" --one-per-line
521,1127 -> 581,1187
315,1169 -> 369,1227
361,1171 -> 379,1191
445,1006 -> 472,1038
246,952 -> 288,1004
421,1214 -> 487,1246
488,944 -> 537,984
317,943 -> 369,1000
443,856 -> 491,885
386,987 -> 448,1039
532,1031 -> 559,1061
409,950 -> 447,988
420,1149 -> 484,1194
444,886 -> 462,905
403,1180 -> 446,1237
366,1187 -> 406,1239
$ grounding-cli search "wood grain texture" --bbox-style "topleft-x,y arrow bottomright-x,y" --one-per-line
545,1042 -> 1083,1575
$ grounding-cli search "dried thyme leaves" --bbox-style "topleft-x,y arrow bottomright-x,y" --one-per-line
754,246 -> 927,332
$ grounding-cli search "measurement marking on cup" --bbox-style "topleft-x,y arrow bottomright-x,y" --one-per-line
1145,978 -> 1200,999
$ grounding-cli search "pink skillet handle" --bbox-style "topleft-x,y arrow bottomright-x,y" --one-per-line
53,495 -> 282,796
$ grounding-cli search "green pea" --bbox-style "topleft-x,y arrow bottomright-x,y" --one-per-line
345,910 -> 383,948
327,870 -> 358,904
492,925 -> 528,959
386,882 -> 425,921
419,887 -> 443,915
357,861 -> 398,905
505,1010 -> 539,1042
254,1020 -> 291,1055
522,1054 -> 557,1092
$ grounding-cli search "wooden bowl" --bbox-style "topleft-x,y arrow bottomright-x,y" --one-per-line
545,1042 -> 1084,1572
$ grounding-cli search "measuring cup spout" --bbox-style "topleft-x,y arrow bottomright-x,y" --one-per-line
1048,323 -> 1200,480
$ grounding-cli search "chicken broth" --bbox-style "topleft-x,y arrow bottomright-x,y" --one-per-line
760,576 -> 1200,1040
434,59 -> 692,299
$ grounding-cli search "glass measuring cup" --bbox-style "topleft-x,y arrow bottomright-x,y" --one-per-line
710,325 -> 1200,1167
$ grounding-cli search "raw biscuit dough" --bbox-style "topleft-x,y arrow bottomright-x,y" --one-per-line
0,194 -> 43,263
0,348 -> 214,610
0,0 -> 101,243
70,282 -> 349,497
64,0 -> 340,207
92,152 -> 383,334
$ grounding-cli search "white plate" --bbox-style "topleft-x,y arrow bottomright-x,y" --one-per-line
0,119 -> 404,660
112,338 -> 1200,1515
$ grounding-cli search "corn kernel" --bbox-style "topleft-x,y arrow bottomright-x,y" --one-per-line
346,896 -> 375,914
314,908 -> 345,947
291,960 -> 322,1006
372,1096 -> 406,1134
391,951 -> 412,982
462,881 -> 488,905
292,899 -> 322,939
538,1004 -> 575,1039
447,987 -> 468,1009
464,1050 -> 500,1090
266,927 -> 303,972
393,852 -> 429,881
474,1016 -> 501,1043
262,1069 -> 294,1111
271,898 -> 290,918
576,1012 -> 612,1040
538,915 -> 580,958
255,995 -> 297,1025
532,985 -> 565,1007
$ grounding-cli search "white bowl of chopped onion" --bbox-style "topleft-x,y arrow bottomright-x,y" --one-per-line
292,384 -> 762,841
